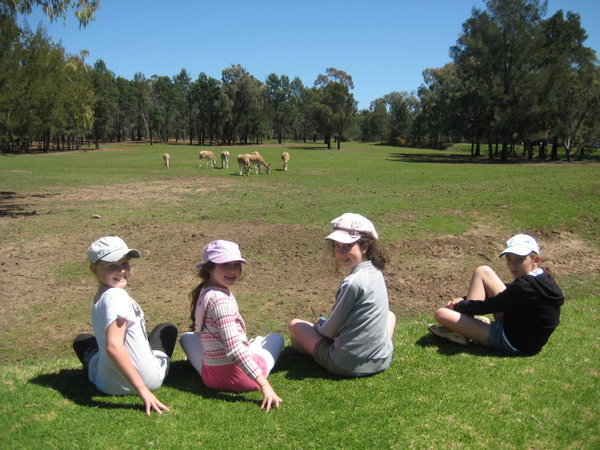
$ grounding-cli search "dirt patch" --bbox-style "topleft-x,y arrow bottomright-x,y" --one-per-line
1,179 -> 598,363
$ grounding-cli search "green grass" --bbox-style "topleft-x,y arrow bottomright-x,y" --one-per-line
1,299 -> 598,448
1,141 -> 599,448
2,142 -> 599,240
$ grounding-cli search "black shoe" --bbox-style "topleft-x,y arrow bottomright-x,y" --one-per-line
148,323 -> 178,358
73,334 -> 99,368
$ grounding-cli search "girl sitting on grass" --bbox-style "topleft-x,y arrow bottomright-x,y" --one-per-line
428,234 -> 564,355
180,240 -> 284,411
73,236 -> 178,416
288,213 -> 396,377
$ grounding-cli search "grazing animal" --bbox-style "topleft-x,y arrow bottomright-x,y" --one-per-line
247,153 -> 271,175
281,152 -> 290,171
220,150 -> 230,169
163,152 -> 170,169
237,154 -> 252,176
199,150 -> 215,168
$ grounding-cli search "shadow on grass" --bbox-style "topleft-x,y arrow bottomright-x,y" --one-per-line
275,346 -> 359,381
387,152 -> 523,165
164,360 -> 257,406
29,369 -> 141,411
415,333 -> 522,358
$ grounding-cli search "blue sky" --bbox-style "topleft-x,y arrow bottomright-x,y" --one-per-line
21,0 -> 600,109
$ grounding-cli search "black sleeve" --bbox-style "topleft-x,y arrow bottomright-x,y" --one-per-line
454,279 -> 530,315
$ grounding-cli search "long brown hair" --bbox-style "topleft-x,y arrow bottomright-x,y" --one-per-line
359,236 -> 388,271
189,262 -> 215,331
330,236 -> 388,271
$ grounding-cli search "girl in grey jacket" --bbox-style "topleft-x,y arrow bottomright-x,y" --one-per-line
288,213 -> 396,376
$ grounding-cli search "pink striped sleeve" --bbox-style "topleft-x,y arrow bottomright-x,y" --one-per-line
211,296 -> 261,380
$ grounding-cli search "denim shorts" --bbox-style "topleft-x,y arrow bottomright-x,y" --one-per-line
488,319 -> 521,355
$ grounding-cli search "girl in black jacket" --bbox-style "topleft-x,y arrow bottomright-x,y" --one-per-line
429,234 -> 564,355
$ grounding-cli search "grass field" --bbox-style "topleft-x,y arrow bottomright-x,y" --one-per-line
1,141 -> 598,448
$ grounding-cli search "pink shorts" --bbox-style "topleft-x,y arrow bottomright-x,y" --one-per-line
201,354 -> 267,392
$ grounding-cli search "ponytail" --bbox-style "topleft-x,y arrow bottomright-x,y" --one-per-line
543,265 -> 557,283
189,262 -> 215,331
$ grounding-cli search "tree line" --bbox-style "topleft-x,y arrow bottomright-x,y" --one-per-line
1,0 -> 598,160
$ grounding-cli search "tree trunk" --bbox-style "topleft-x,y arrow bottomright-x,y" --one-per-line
550,136 -> 558,161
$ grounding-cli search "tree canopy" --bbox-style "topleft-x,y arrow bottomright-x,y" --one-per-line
1,0 -> 598,160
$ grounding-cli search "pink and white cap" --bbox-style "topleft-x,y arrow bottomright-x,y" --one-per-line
325,213 -> 379,244
198,240 -> 247,267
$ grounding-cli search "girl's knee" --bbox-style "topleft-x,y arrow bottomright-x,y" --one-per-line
287,319 -> 298,332
433,307 -> 453,323
474,265 -> 494,276
266,333 -> 285,349
288,318 -> 306,334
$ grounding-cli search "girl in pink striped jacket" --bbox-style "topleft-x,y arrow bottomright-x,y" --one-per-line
180,240 -> 284,411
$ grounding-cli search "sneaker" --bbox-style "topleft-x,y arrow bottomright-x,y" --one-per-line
148,323 -> 178,358
474,316 -> 491,324
427,324 -> 468,346
73,334 -> 99,368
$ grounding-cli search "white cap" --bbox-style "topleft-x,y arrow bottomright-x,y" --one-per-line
325,213 -> 379,244
198,240 -> 247,268
87,236 -> 141,264
499,234 -> 540,257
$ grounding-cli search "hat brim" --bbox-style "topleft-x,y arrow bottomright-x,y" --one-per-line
100,249 -> 141,263
196,256 -> 247,268
325,230 -> 361,244
499,246 -> 536,257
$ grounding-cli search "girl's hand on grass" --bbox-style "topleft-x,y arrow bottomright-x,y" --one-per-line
140,389 -> 170,416
256,375 -> 282,411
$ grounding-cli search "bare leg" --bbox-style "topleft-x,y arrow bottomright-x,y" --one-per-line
288,319 -> 323,355
387,311 -> 397,338
431,265 -> 506,345
434,307 -> 491,345
466,265 -> 506,300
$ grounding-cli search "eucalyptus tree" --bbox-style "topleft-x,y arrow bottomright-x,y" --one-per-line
132,72 -> 151,141
313,67 -> 357,149
18,28 -> 70,150
289,76 -> 311,142
172,69 -> 192,143
150,75 -> 175,143
62,52 -> 93,149
91,60 -> 117,148
382,91 -> 418,146
358,98 -> 390,143
537,10 -> 599,160
451,0 -> 548,160
1,0 -> 99,27
0,15 -> 24,150
221,64 -> 263,144
115,76 -> 136,141
193,72 -> 222,145
265,73 -> 294,143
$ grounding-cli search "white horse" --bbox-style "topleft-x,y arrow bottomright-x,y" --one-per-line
163,152 -> 170,169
